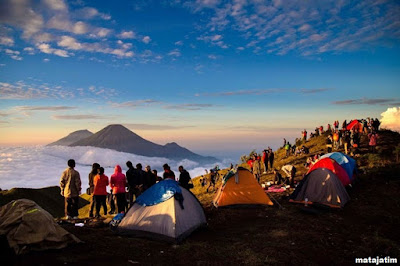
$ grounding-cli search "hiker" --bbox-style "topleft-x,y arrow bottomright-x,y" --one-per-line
262,150 -> 268,173
178,165 -> 192,190
285,142 -> 291,157
326,135 -> 333,153
334,120 -> 339,131
302,129 -> 307,141
273,169 -> 283,185
135,163 -> 146,191
252,157 -> 262,183
125,161 -> 137,208
373,118 -> 381,131
319,125 -> 324,135
283,138 -> 287,147
88,163 -> 100,218
343,130 -> 351,154
315,127 -> 320,136
281,164 -> 296,188
342,120 -> 347,130
327,124 -> 332,133
107,189 -> 116,214
368,131 -> 379,153
93,167 -> 108,218
152,169 -> 162,182
333,131 -> 340,150
145,165 -> 157,188
269,150 -> 274,170
206,169 -> 216,192
110,165 -> 127,214
163,164 -> 175,180
60,159 -> 81,219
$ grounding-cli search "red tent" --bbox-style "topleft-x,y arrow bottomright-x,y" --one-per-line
346,120 -> 362,132
307,158 -> 351,186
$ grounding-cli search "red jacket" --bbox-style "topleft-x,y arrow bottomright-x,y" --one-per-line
93,174 -> 109,195
110,165 -> 126,194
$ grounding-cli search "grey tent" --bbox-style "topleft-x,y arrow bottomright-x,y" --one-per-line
289,168 -> 350,208
117,180 -> 206,242
0,199 -> 80,255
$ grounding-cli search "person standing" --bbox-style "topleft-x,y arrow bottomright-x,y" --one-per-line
110,165 -> 127,214
368,131 -> 379,153
93,167 -> 108,218
60,159 -> 81,219
302,129 -> 307,141
206,169 -> 216,192
88,163 -> 100,218
144,165 -> 157,188
252,157 -> 262,183
125,161 -> 136,208
178,165 -> 192,190
262,150 -> 268,173
163,164 -> 175,180
269,150 -> 275,171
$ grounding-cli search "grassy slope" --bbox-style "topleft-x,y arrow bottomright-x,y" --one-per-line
0,187 -> 89,218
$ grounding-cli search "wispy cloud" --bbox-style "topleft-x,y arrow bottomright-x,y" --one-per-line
52,114 -> 107,120
164,103 -> 216,111
15,106 -> 77,111
109,99 -> 160,108
186,0 -> 400,56
332,98 -> 400,105
124,123 -> 195,131
197,87 -> 333,97
300,88 -> 333,94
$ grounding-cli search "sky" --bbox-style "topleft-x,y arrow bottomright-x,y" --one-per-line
1,0 -> 400,158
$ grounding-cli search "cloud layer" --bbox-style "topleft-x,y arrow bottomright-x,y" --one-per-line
0,145 -> 228,190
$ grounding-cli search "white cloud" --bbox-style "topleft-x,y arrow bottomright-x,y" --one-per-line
4,49 -> 23,60
43,58 -> 50,62
175,40 -> 183,46
381,107 -> 400,132
36,43 -> 69,57
168,48 -> 181,57
0,0 -> 44,38
72,21 -> 88,34
142,36 -> 151,44
0,36 -> 14,46
76,7 -> 111,20
42,0 -> 67,11
118,31 -> 135,39
23,47 -> 35,54
58,36 -> 82,50
208,54 -> 217,59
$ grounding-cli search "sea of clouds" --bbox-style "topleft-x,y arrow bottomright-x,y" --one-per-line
0,145 -> 233,191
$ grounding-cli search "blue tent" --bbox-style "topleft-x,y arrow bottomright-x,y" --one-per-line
321,152 -> 356,180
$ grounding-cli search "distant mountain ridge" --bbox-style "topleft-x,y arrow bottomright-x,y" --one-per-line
47,129 -> 93,146
51,124 -> 217,163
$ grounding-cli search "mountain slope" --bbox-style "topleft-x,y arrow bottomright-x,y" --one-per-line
47,130 -> 93,146
69,124 -> 217,163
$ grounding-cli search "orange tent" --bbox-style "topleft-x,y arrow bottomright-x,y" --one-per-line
213,168 -> 273,207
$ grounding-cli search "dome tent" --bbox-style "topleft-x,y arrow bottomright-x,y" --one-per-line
213,167 -> 273,208
307,158 -> 351,186
116,180 -> 206,243
0,199 -> 80,255
290,168 -> 350,208
320,152 -> 356,180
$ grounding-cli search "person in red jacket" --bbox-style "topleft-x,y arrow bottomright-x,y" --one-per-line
110,165 -> 127,214
93,167 -> 109,218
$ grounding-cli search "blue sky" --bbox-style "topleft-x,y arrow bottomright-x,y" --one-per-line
0,0 -> 400,157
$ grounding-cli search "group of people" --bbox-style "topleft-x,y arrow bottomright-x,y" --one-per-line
60,161 -> 193,219
247,148 -> 275,183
